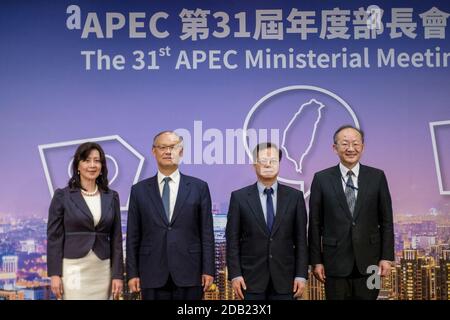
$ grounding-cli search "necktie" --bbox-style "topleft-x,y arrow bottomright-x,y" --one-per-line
345,171 -> 356,215
264,188 -> 275,232
162,177 -> 171,221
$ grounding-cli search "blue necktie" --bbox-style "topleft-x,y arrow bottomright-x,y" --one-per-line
264,188 -> 275,232
162,177 -> 171,221
345,171 -> 356,215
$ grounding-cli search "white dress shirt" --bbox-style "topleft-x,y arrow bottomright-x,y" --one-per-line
257,181 -> 278,223
157,169 -> 180,222
339,162 -> 359,198
82,193 -> 101,227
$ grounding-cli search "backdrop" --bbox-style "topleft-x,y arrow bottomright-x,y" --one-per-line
0,0 -> 449,300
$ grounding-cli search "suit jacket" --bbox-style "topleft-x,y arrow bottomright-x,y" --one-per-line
126,173 -> 215,288
226,183 -> 308,294
47,187 -> 124,279
308,164 -> 395,277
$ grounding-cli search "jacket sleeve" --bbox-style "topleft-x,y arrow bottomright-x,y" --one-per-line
110,191 -> 124,279
378,171 -> 395,261
308,174 -> 324,266
225,192 -> 242,280
295,191 -> 309,279
200,182 -> 215,277
47,189 -> 65,277
125,186 -> 141,281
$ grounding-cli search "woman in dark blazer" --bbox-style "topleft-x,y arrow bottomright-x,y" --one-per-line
47,142 -> 124,299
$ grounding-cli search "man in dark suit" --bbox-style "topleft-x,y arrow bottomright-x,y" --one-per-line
309,125 -> 394,300
126,131 -> 215,300
226,142 -> 308,300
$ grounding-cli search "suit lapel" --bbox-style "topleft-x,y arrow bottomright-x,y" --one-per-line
331,165 -> 353,220
69,189 -> 95,224
271,183 -> 290,236
246,184 -> 270,236
97,190 -> 113,228
170,174 -> 191,225
147,175 -> 170,225
353,164 -> 368,221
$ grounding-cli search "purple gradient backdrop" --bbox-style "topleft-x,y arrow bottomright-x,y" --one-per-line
0,0 -> 449,217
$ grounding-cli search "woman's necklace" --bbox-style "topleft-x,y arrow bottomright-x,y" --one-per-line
81,184 -> 98,196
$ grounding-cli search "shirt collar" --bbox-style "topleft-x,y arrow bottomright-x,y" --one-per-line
339,162 -> 360,178
257,180 -> 278,195
157,169 -> 180,185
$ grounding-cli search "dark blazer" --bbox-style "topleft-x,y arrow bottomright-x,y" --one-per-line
47,187 -> 124,279
226,183 -> 308,294
308,164 -> 395,277
126,174 -> 215,288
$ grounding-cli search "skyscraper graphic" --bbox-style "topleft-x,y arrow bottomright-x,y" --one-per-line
204,283 -> 220,300
306,272 -> 325,300
207,212 -> 236,300
399,249 -> 419,300
438,249 -> 450,300
399,249 -> 438,300
379,266 -> 398,300
2,256 -> 18,274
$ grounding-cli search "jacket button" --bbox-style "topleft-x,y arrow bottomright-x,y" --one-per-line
352,222 -> 356,226
270,238 -> 273,242
168,227 -> 172,231
269,255 -> 273,259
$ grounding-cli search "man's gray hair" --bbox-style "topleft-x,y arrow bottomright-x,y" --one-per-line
152,131 -> 183,147
333,125 -> 365,144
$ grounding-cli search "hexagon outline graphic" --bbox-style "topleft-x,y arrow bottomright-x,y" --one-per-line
429,120 -> 450,195
38,135 -> 145,210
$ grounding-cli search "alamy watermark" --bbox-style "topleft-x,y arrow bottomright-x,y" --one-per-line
174,121 -> 280,165
366,265 -> 382,290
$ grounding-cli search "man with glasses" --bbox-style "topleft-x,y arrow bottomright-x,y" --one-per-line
226,142 -> 308,300
126,131 -> 215,300
309,125 -> 394,300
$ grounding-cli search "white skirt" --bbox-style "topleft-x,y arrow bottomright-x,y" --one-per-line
62,250 -> 111,300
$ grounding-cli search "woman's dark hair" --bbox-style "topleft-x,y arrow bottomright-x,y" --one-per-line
69,142 -> 109,192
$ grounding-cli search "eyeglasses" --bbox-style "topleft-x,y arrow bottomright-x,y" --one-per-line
153,144 -> 181,152
335,141 -> 363,150
256,158 -> 280,166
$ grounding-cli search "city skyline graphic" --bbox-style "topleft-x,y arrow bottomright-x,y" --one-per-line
1,205 -> 450,300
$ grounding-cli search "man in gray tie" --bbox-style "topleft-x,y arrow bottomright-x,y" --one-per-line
309,125 -> 394,300
126,131 -> 215,300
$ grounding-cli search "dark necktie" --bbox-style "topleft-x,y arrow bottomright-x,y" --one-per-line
345,171 -> 356,215
162,177 -> 171,221
264,188 -> 275,232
